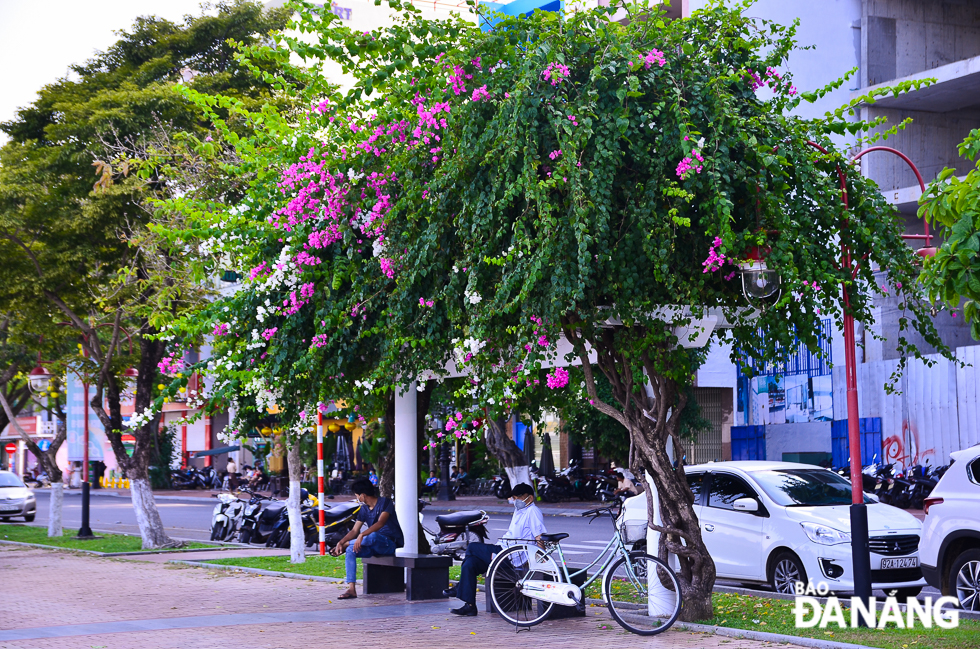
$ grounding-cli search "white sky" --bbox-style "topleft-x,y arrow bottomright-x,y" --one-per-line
0,0 -> 213,144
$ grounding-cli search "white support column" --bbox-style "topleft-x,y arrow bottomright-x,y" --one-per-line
395,382 -> 418,555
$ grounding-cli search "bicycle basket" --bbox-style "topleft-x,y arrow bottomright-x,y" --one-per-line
620,521 -> 648,544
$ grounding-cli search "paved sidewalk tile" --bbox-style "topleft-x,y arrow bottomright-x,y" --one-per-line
0,546 -> 790,649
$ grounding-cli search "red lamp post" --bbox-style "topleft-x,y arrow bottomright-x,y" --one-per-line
805,142 -> 932,607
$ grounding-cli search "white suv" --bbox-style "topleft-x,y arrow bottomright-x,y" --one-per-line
622,461 -> 925,596
918,445 -> 980,611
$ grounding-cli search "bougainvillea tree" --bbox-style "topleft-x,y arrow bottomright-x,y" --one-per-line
288,0 -> 945,619
158,0 -> 949,614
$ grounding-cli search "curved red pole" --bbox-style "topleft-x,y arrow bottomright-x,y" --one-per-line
805,141 -> 862,506
851,145 -> 931,247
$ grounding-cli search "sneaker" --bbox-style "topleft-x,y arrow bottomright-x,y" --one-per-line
450,602 -> 478,616
442,586 -> 458,598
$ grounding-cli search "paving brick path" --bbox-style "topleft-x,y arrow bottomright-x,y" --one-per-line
0,546 -> 793,649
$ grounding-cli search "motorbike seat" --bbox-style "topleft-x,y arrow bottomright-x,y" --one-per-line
322,502 -> 360,522
435,510 -> 487,527
540,533 -> 569,543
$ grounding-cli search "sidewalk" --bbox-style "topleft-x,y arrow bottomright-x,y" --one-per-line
0,545 -> 794,649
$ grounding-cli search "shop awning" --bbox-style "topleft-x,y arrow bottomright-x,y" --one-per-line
192,445 -> 239,458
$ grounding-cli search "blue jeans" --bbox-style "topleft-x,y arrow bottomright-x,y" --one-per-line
345,532 -> 397,584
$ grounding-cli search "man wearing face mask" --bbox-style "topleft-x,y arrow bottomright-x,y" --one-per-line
444,482 -> 546,616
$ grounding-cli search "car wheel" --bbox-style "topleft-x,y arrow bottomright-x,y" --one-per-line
770,551 -> 807,595
949,549 -> 980,612
881,586 -> 922,599
24,513 -> 35,522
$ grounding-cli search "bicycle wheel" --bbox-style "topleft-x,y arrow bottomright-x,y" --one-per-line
488,544 -> 561,627
603,552 -> 682,636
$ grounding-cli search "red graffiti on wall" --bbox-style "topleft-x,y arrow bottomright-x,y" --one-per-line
883,421 -> 936,470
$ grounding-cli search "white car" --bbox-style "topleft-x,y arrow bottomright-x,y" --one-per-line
918,445 -> 980,611
621,461 -> 925,596
0,471 -> 37,522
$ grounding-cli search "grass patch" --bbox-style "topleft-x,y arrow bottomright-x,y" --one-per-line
203,554 -> 466,583
0,524 -> 210,553
700,592 -> 979,649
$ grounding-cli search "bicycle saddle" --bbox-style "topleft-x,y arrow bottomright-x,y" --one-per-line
435,510 -> 486,526
539,533 -> 569,543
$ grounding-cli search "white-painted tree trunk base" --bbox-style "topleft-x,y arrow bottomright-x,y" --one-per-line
505,465 -> 531,488
48,482 -> 63,537
130,478 -> 175,549
287,479 -> 305,564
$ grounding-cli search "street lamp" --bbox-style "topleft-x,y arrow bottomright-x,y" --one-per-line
27,364 -> 53,392
738,247 -> 781,302
741,142 -> 933,612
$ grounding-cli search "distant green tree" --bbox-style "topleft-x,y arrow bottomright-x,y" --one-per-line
0,0 -> 291,548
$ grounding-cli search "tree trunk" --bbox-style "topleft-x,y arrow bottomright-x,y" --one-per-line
563,320 -> 716,622
48,482 -> 64,537
485,417 -> 530,486
379,392 -> 396,498
130,470 -> 179,549
286,441 -> 305,563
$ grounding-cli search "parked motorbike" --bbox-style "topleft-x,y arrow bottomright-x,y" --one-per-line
266,490 -> 320,548
238,490 -> 282,544
210,492 -> 245,541
170,467 -> 207,490
491,473 -> 511,500
419,500 -> 490,560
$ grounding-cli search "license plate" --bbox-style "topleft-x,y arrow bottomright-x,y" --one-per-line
881,557 -> 918,569
0,505 -> 19,512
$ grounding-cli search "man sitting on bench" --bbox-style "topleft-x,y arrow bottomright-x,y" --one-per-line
330,477 -> 403,599
443,482 -> 546,616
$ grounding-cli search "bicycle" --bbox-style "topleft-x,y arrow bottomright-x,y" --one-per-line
486,503 -> 682,635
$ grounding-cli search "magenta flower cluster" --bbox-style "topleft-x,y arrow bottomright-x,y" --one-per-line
542,62 -> 570,86
261,327 -> 278,341
419,297 -> 435,307
157,355 -> 186,376
640,48 -> 666,69
676,148 -> 704,179
212,323 -> 230,336
548,149 -> 562,160
746,67 -> 798,96
702,237 -> 727,273
546,367 -> 569,389
471,85 -> 490,102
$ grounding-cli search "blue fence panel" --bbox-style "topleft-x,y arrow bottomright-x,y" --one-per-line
731,425 -> 766,461
830,418 -> 882,469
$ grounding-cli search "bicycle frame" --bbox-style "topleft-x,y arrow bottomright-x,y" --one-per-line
525,510 -> 632,594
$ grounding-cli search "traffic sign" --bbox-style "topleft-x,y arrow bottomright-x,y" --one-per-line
4,443 -> 16,454
38,439 -> 51,452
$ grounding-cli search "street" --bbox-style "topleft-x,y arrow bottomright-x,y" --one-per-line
30,490 -> 614,554
28,489 -> 942,601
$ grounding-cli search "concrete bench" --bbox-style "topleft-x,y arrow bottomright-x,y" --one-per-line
362,553 -> 452,600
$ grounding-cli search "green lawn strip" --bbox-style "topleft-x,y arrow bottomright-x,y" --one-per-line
701,592 -> 978,649
202,554 -> 467,583
0,524 -> 210,553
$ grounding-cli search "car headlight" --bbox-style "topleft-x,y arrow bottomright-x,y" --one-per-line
801,522 -> 851,545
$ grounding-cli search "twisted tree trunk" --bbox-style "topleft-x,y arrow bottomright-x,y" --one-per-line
485,417 -> 530,488
562,318 -> 716,622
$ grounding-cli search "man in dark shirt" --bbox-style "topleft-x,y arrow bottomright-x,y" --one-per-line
330,477 -> 403,599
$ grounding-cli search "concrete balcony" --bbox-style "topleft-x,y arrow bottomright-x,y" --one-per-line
854,54 -> 980,113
